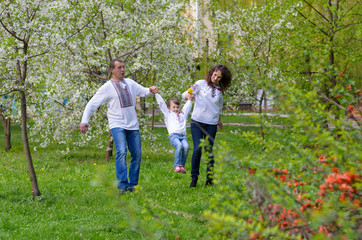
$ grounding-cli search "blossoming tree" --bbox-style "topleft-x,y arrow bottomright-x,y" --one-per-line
1,0 -> 196,196
0,0 -> 102,196
26,0 -> 196,158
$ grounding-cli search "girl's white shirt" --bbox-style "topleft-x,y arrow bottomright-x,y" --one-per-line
81,79 -> 152,130
155,94 -> 192,135
182,80 -> 223,125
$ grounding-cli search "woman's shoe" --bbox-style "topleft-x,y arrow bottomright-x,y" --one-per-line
205,179 -> 213,186
180,166 -> 186,174
174,166 -> 181,172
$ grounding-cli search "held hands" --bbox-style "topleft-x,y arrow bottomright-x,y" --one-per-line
79,123 -> 89,134
149,86 -> 159,94
185,93 -> 194,101
185,88 -> 194,100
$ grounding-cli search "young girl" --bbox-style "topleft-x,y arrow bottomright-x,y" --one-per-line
155,93 -> 193,173
182,64 -> 232,187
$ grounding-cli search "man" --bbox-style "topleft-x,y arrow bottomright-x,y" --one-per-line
80,59 -> 158,194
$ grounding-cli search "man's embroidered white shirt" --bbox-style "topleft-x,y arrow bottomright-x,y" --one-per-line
81,79 -> 152,130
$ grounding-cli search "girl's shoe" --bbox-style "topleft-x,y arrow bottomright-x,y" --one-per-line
174,166 -> 181,172
180,166 -> 186,174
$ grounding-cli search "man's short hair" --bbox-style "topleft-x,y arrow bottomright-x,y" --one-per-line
109,59 -> 124,69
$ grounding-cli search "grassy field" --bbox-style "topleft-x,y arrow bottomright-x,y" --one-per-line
145,110 -> 290,126
0,118 -> 279,239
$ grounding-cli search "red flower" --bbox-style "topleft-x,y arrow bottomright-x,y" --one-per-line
318,154 -> 328,164
319,225 -> 329,235
248,168 -> 256,175
347,104 -> 354,111
250,232 -> 259,240
279,174 -> 287,182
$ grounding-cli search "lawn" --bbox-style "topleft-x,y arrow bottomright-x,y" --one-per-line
0,118 -> 281,239
144,110 -> 290,126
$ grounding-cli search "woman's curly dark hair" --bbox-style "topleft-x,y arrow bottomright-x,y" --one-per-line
205,64 -> 232,92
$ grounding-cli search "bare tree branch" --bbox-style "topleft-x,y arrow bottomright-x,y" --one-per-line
100,11 -> 112,62
148,199 -> 206,221
303,0 -> 330,23
320,93 -> 345,110
295,8 -> 329,36
53,100 -> 74,110
123,39 -> 154,62
336,22 -> 362,32
28,2 -> 40,22
0,88 -> 21,96
0,18 -> 24,42
338,1 -> 360,24
91,72 -> 107,81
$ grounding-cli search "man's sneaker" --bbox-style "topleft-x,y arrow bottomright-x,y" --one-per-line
128,187 -> 135,193
190,179 -> 197,188
119,188 -> 127,194
174,166 -> 181,172
180,166 -> 186,174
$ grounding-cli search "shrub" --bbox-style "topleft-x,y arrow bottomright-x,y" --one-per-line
204,83 -> 361,239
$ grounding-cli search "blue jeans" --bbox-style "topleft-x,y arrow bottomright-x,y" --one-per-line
169,133 -> 189,167
111,128 -> 141,190
190,120 -> 217,180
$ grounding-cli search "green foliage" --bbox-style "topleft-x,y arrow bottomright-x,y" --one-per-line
199,1 -> 361,238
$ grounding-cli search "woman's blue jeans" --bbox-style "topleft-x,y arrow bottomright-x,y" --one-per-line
111,128 -> 141,190
190,120 -> 217,181
169,133 -> 189,167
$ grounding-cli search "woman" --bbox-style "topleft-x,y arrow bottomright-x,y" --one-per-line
182,64 -> 232,187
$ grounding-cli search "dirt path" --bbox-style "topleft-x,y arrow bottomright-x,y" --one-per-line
147,122 -> 290,128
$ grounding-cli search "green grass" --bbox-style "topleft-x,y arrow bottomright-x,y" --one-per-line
221,113 -> 290,125
145,110 -> 290,125
0,118 -> 280,239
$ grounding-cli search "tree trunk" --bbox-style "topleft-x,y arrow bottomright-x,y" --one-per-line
150,97 -> 155,146
327,0 -> 336,90
0,110 -> 11,152
105,130 -> 113,162
150,71 -> 156,145
259,90 -> 265,141
20,91 -> 41,196
329,48 -> 336,89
